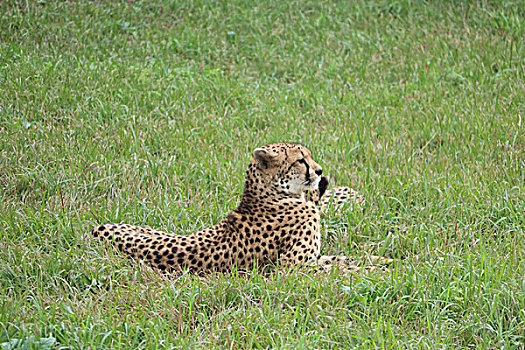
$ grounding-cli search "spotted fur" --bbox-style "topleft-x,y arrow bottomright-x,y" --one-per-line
91,143 -> 387,274
307,180 -> 364,213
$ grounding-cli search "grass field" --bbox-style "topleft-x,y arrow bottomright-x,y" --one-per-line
1,0 -> 524,348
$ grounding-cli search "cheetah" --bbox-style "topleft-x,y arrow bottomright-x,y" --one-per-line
91,143 -> 387,274
307,181 -> 364,214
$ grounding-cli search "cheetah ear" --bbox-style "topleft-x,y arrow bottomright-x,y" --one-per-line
253,148 -> 277,162
253,148 -> 277,169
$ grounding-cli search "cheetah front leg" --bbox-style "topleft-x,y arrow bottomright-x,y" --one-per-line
278,251 -> 391,274
306,176 -> 364,213
316,187 -> 364,213
277,238 -> 391,274
317,255 -> 393,273
319,255 -> 393,265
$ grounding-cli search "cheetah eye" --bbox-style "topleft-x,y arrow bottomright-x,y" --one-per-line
298,158 -> 307,165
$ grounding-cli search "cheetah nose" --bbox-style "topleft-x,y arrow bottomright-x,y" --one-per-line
315,168 -> 323,176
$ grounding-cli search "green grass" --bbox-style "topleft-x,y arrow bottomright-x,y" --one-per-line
1,0 -> 524,348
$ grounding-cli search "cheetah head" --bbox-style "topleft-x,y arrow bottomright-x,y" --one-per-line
251,143 -> 324,195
